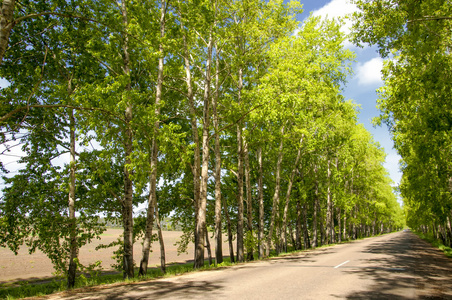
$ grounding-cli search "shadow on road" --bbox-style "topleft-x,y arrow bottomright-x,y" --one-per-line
57,279 -> 224,299
267,247 -> 336,264
342,232 -> 452,299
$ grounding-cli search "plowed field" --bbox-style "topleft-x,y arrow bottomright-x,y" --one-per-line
0,229 -> 227,283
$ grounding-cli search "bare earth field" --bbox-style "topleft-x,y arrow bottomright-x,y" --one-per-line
0,229 -> 227,284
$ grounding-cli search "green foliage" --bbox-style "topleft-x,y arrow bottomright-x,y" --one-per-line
244,231 -> 259,256
74,259 -> 103,286
352,0 -> 452,242
415,232 -> 452,258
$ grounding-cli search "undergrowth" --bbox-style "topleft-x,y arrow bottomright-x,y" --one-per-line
415,232 -> 452,258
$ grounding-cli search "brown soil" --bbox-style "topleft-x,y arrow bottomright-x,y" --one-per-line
0,229 -> 229,284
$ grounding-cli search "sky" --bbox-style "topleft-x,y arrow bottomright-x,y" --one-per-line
297,0 -> 402,187
0,0 -> 402,191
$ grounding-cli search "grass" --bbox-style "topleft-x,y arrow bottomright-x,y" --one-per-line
415,232 -> 452,258
0,257 -> 237,299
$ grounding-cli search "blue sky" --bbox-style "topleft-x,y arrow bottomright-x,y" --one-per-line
297,0 -> 402,187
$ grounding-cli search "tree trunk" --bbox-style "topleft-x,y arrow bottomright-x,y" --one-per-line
331,158 -> 339,244
312,165 -> 319,248
155,198 -> 166,274
139,185 -> 155,276
320,211 -> 325,246
121,0 -> 134,279
296,195 -> 302,250
266,126 -> 285,256
282,140 -> 302,252
236,66 -> 245,263
67,107 -> 77,289
331,208 -> 335,244
0,0 -> 15,65
223,196 -> 235,263
178,5 -> 201,263
302,202 -> 310,249
139,0 -> 166,276
194,26 -> 214,268
244,137 -> 254,261
289,222 -> 296,250
205,228 -> 213,266
275,213 -> 281,255
236,123 -> 245,262
257,147 -> 265,259
326,159 -> 331,245
213,44 -> 223,265
439,225 -> 447,245
447,215 -> 452,247
372,212 -> 377,236
122,160 -> 134,280
185,50 -> 201,260
337,207 -> 342,244
343,211 -> 347,241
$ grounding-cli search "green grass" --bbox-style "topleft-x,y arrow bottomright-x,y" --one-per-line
0,257 -> 237,299
437,244 -> 452,258
415,232 -> 452,258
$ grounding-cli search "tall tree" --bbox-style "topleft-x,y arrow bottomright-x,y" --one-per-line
139,0 -> 169,276
352,0 -> 450,241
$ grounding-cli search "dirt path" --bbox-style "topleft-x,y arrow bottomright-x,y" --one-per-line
0,230 -> 228,284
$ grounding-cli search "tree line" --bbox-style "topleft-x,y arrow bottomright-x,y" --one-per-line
352,0 -> 452,247
0,0 -> 403,289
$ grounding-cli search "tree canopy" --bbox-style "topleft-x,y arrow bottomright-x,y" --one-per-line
352,0 -> 451,246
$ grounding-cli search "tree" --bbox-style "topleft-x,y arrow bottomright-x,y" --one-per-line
0,0 -> 110,287
352,0 -> 451,242
139,0 -> 169,277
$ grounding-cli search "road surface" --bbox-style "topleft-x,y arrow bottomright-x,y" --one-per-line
48,231 -> 452,299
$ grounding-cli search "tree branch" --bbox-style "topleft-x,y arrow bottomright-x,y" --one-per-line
97,173 -> 125,206
11,46 -> 49,132
210,103 -> 264,141
6,12 -> 100,31
0,104 -> 125,124
407,16 -> 452,23
229,168 -> 238,177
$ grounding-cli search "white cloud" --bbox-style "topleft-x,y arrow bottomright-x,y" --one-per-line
311,0 -> 358,48
356,57 -> 384,86
312,0 -> 357,26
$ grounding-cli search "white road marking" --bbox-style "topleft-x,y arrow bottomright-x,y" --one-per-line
334,260 -> 350,269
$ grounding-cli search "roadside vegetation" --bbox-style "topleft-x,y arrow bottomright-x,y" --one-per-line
415,232 -> 452,259
0,258 -> 232,299
352,0 -> 452,249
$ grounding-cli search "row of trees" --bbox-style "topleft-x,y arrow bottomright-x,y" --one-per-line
0,0 -> 403,288
352,0 -> 452,246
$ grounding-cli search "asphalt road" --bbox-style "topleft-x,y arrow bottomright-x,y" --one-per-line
49,231 -> 452,299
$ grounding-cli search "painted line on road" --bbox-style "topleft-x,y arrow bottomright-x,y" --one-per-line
334,260 -> 350,269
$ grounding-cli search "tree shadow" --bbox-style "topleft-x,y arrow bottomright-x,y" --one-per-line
266,247 -> 337,264
58,279 -> 224,299
341,232 -> 452,299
